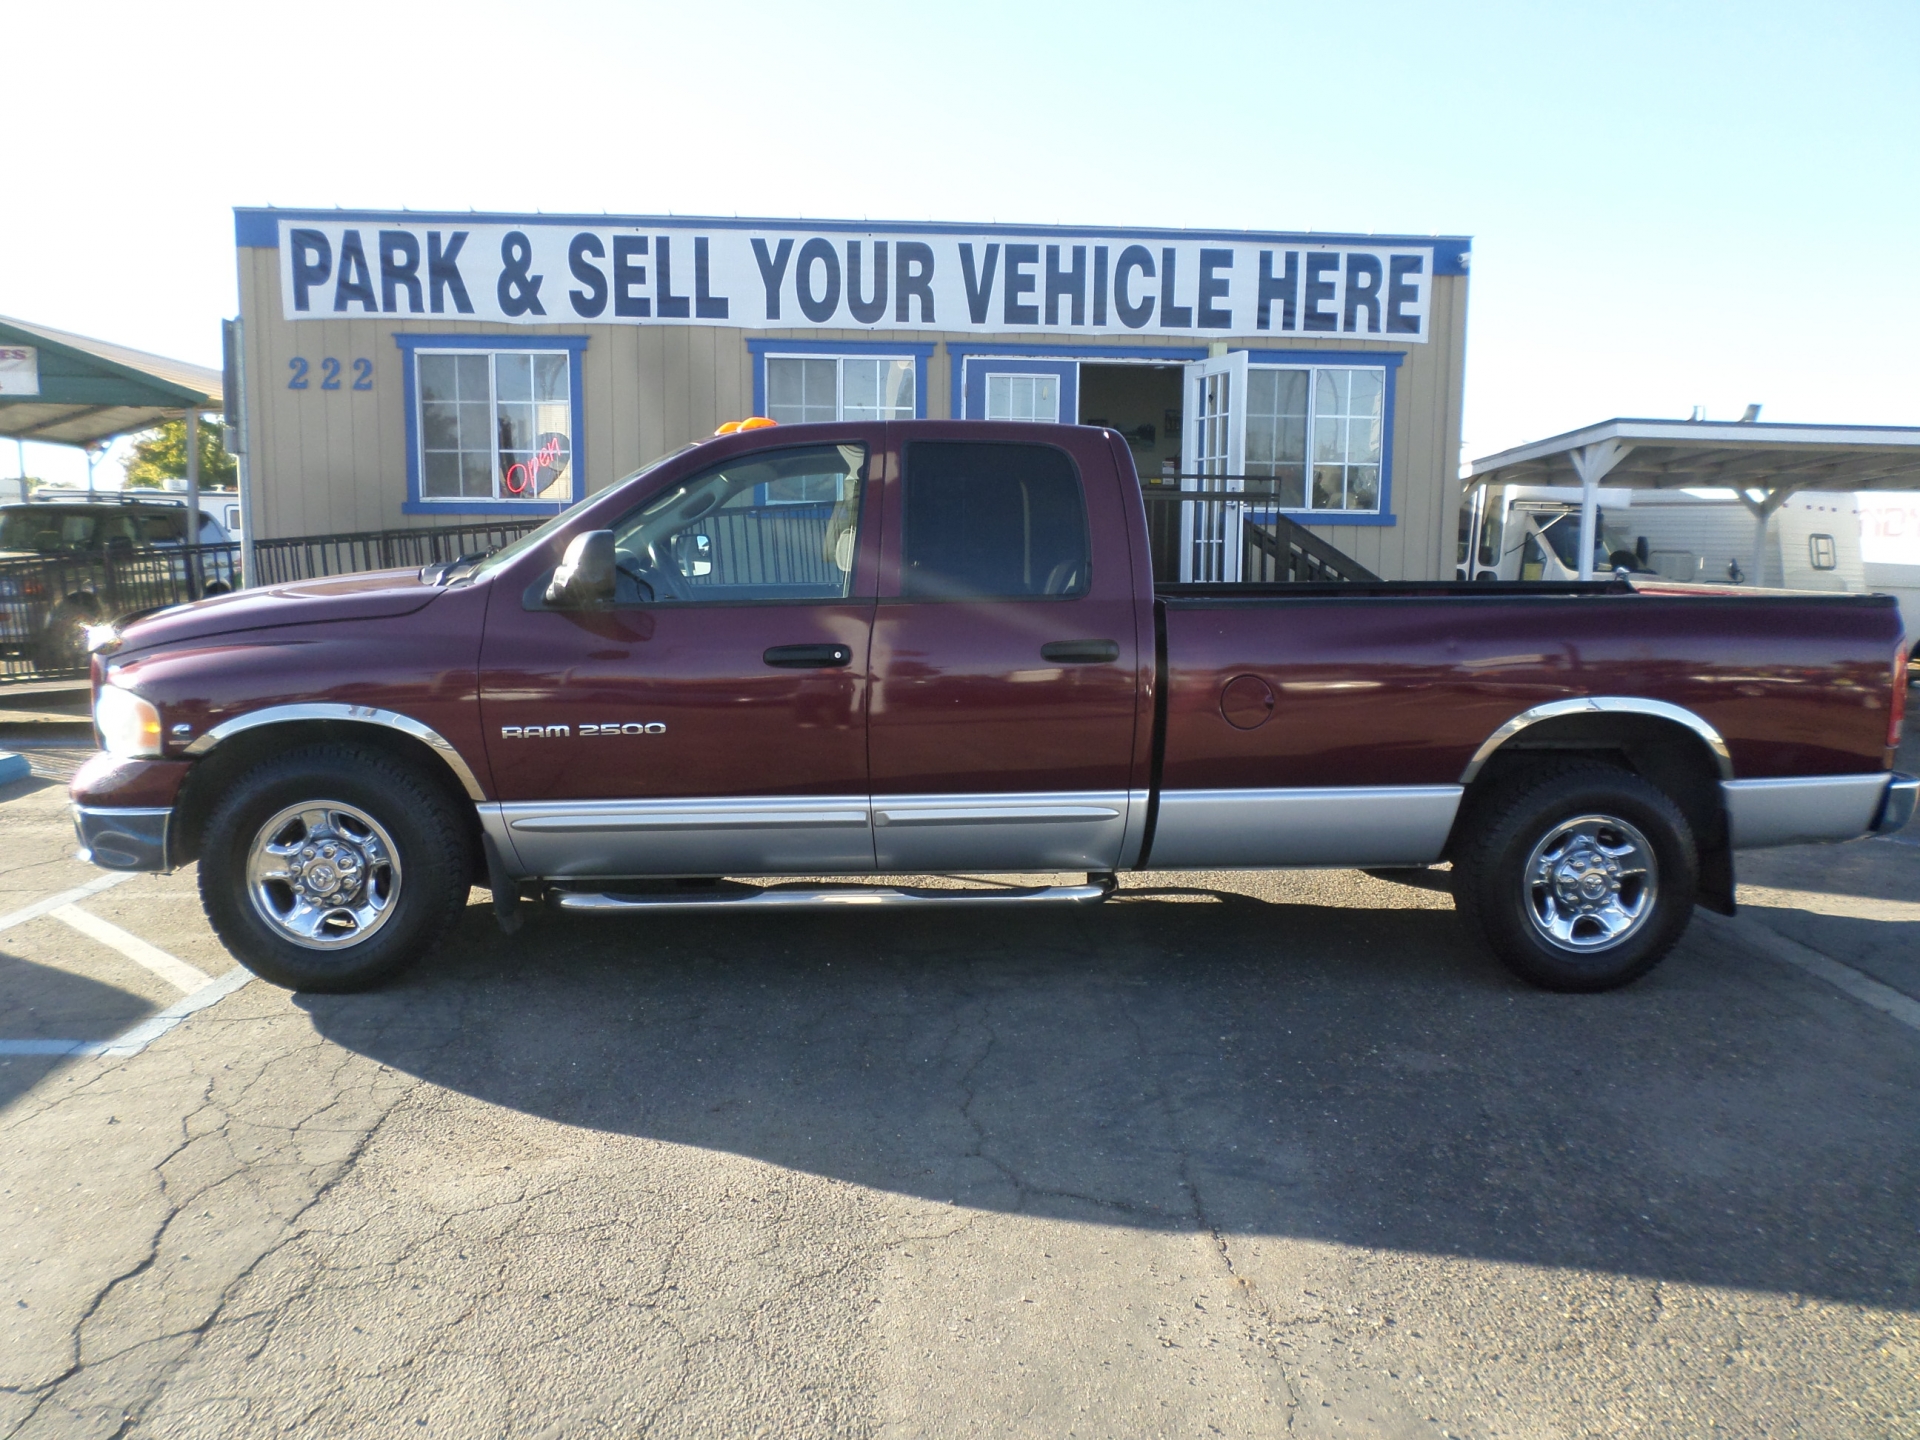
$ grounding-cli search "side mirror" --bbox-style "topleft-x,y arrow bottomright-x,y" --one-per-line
545,530 -> 616,608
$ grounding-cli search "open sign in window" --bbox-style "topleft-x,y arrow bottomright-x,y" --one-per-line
417,350 -> 572,503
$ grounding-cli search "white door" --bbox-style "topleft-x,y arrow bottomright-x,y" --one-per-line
1179,352 -> 1248,582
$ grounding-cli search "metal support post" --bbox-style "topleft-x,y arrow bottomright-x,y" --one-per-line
1568,439 -> 1633,580
1735,481 -> 1800,587
224,317 -> 256,589
184,408 -> 201,600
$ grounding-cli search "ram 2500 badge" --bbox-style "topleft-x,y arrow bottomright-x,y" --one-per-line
71,420 -> 1915,994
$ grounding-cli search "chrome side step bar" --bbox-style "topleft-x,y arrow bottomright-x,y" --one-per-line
552,878 -> 1114,913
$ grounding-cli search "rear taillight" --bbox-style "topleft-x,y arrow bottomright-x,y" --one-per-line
1892,646 -> 1910,749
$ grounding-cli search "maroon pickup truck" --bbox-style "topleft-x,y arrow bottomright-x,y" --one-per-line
71,420 -> 1914,994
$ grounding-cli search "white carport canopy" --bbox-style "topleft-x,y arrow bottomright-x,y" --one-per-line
1468,417 -> 1920,580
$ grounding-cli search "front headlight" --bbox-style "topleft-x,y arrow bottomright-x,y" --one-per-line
96,683 -> 162,758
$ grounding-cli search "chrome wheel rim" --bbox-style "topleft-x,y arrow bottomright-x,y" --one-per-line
1524,812 -> 1658,953
245,801 -> 402,951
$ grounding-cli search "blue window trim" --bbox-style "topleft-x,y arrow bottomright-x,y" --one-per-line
1236,347 -> 1405,529
394,333 -> 589,516
747,339 -> 934,420
946,343 -> 1205,421
961,358 -> 1080,426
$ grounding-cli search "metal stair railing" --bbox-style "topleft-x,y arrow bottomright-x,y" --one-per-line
1140,478 -> 1380,585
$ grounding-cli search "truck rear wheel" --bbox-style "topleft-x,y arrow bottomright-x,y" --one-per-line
198,742 -> 474,992
1452,763 -> 1697,992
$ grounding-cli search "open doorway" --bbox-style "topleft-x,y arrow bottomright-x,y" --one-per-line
1079,364 -> 1183,483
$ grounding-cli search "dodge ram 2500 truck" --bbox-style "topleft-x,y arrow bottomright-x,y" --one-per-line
70,420 -> 1915,994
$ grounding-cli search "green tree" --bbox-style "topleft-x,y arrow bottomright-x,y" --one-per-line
123,416 -> 236,489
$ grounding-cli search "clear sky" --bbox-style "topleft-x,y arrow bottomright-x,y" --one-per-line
5,0 -> 1916,486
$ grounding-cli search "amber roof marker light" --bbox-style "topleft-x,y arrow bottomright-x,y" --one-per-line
713,417 -> 778,436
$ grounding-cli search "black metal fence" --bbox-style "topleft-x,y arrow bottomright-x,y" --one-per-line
248,519 -> 544,587
1140,482 -> 1379,584
0,519 -> 543,681
688,503 -> 842,593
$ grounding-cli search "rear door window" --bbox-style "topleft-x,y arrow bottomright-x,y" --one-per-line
900,442 -> 1089,600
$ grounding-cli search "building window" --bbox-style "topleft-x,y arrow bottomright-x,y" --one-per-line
417,349 -> 575,503
985,373 -> 1060,423
765,356 -> 915,424
1809,533 -> 1838,570
1246,366 -> 1384,513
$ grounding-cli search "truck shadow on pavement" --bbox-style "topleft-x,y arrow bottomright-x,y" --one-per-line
299,886 -> 1920,1311
0,953 -> 157,1107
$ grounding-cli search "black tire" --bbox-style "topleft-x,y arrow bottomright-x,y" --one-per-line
198,742 -> 474,992
1452,762 -> 1698,992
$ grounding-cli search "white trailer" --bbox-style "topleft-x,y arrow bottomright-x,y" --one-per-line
1461,484 -> 1865,591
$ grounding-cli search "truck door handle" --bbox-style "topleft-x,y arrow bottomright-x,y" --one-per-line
1040,639 -> 1121,665
764,643 -> 853,669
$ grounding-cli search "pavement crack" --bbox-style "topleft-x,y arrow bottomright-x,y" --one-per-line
12,1067 -> 419,1439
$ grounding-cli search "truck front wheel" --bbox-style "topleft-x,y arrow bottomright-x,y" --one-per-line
1452,763 -> 1698,992
198,743 -> 474,992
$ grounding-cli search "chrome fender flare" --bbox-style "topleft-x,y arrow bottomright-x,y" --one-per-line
181,702 -> 487,801
1459,697 -> 1733,786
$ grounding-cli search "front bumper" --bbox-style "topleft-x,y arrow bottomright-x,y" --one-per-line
73,805 -> 172,872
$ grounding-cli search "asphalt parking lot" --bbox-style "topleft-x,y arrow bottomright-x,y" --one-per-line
2,740 -> 1918,1439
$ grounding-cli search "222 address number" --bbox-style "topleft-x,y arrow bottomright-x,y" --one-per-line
288,357 -> 373,391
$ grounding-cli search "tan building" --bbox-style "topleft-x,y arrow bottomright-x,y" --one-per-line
232,208 -> 1470,579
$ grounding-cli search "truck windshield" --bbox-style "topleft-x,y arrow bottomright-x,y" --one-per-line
456,443 -> 699,582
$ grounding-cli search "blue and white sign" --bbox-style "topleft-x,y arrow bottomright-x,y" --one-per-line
270,217 -> 1451,342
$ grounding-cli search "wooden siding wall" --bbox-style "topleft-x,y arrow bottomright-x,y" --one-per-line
238,249 -> 1466,579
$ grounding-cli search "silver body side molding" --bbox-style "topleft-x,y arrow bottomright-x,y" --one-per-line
1723,774 -> 1894,849
182,702 -> 487,801
1116,788 -> 1153,871
491,795 -> 876,878
1146,786 -> 1463,870
485,790 -> 1137,879
872,790 -> 1129,871
1461,697 -> 1734,785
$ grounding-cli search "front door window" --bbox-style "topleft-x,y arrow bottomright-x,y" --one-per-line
610,444 -> 866,603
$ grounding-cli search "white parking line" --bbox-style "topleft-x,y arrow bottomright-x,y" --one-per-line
0,869 -> 248,1060
0,966 -> 252,1058
0,870 -> 133,931
49,903 -> 211,992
